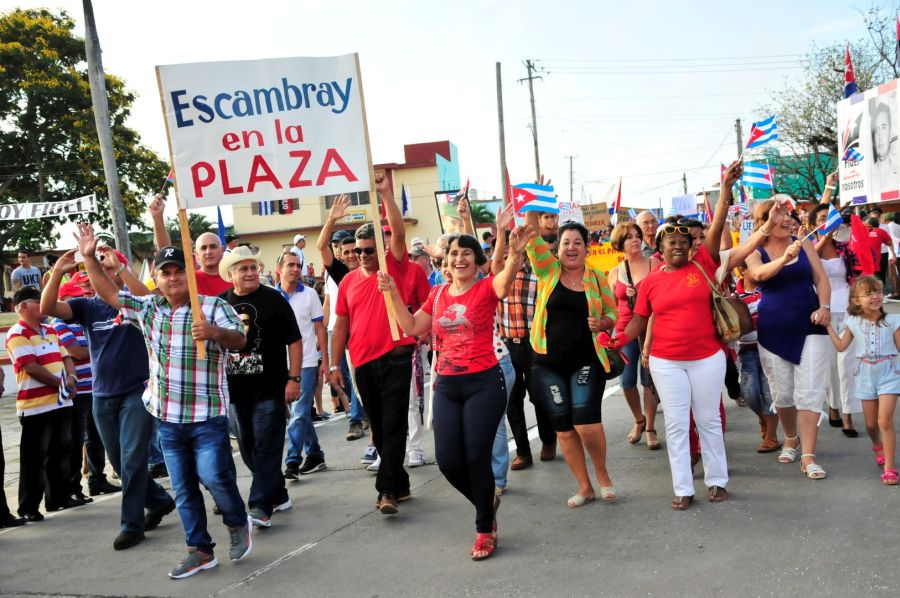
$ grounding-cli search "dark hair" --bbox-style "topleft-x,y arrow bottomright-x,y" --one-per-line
558,221 -> 589,245
482,231 -> 494,242
446,234 -> 487,265
807,203 -> 831,228
355,223 -> 374,240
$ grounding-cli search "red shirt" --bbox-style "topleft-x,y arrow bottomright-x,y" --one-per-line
427,277 -> 500,375
634,245 -> 721,361
406,262 -> 431,312
867,227 -> 892,272
196,270 -> 233,296
335,252 -> 415,367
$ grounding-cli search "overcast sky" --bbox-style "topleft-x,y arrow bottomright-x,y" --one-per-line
1,0 -> 885,227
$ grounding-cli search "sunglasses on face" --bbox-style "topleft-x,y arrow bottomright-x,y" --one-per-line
658,224 -> 691,236
354,247 -> 376,255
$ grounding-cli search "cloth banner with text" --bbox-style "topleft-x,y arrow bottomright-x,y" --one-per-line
0,194 -> 96,221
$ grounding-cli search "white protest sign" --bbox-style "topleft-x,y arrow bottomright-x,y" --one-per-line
739,218 -> 755,244
669,194 -> 696,216
156,54 -> 370,209
0,194 -> 96,221
558,201 -> 585,225
836,78 -> 900,205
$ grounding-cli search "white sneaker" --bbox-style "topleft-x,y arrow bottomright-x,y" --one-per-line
407,451 -> 425,468
367,456 -> 381,472
272,498 -> 292,513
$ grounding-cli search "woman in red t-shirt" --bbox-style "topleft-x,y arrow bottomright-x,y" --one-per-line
379,225 -> 535,561
606,161 -> 742,510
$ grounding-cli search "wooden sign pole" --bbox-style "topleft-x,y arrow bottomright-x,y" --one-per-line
354,54 -> 400,341
155,66 -> 207,359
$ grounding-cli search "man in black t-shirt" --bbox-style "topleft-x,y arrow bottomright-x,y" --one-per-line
219,246 -> 303,528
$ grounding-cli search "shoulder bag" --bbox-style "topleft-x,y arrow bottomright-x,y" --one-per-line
690,260 -> 752,344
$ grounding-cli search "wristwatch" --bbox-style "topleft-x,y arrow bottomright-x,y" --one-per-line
821,304 -> 831,310
288,375 -> 302,382
328,365 -> 340,373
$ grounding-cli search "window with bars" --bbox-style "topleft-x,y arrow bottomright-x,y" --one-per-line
324,191 -> 370,209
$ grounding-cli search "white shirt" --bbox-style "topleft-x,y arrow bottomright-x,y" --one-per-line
282,284 -> 324,368
324,272 -> 339,332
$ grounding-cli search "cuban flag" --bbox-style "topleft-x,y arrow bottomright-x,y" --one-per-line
512,183 -> 558,214
746,115 -> 778,149
258,201 -> 274,215
627,208 -> 638,221
165,169 -> 175,185
742,162 -> 774,189
844,45 -> 859,99
843,147 -> 863,162
817,204 -> 842,236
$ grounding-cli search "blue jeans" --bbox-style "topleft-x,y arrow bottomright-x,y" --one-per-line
492,355 -> 515,490
329,331 -> 363,424
147,416 -> 164,467
739,348 -> 774,416
286,366 -> 325,464
532,361 -> 606,431
93,390 -> 172,533
159,416 -> 246,554
231,399 -> 289,515
620,339 -> 650,389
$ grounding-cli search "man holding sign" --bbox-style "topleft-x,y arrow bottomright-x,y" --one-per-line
330,176 -> 416,514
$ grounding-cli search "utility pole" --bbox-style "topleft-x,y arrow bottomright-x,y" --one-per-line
735,118 -> 743,155
83,0 -> 131,261
519,60 -> 542,180
682,172 -> 688,195
566,155 -> 577,203
496,62 -> 508,203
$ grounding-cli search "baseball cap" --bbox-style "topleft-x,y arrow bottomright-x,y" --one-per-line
154,246 -> 186,270
70,271 -> 90,285
58,281 -> 87,300
13,286 -> 41,306
331,230 -> 352,243
409,246 -> 429,259
410,237 -> 426,248
293,234 -> 306,243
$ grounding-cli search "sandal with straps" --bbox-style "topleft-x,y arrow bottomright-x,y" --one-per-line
881,468 -> 899,486
628,418 -> 646,444
778,436 -> 799,463
873,443 -> 886,466
800,454 -> 827,480
646,429 -> 661,450
471,532 -> 496,561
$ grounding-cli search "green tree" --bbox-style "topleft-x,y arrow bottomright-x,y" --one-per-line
470,203 -> 495,224
759,8 -> 898,200
165,213 -> 217,244
0,8 -> 167,252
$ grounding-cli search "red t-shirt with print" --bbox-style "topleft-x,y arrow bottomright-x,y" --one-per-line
427,277 -> 500,376
867,227 -> 892,272
634,245 -> 721,361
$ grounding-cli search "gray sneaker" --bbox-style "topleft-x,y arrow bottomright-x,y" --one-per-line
228,515 -> 253,561
169,549 -> 218,579
346,422 -> 364,441
248,506 -> 270,528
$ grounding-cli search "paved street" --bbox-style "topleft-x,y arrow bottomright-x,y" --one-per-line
1,374 -> 899,598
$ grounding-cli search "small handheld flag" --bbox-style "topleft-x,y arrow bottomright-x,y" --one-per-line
844,45 -> 859,99
815,204 -> 842,237
401,185 -> 409,216
512,183 -> 558,214
609,177 -> 622,216
842,147 -> 863,162
742,161 -> 774,189
627,208 -> 638,221
746,115 -> 778,149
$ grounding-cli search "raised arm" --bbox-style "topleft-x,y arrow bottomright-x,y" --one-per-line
377,174 -> 406,261
149,194 -> 172,249
706,161 -> 742,260
493,225 -> 534,299
318,194 -> 349,269
491,203 -> 515,275
457,198 -> 475,236
40,250 -> 77,320
821,171 -> 838,205
377,272 -> 432,337
75,223 -> 121,309
99,248 -> 150,297
745,239 -> 802,282
728,201 -> 787,267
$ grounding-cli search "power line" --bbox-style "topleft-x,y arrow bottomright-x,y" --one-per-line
539,53 -> 802,62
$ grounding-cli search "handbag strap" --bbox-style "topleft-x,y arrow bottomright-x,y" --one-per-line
430,283 -> 447,346
623,259 -> 636,310
690,259 -> 723,297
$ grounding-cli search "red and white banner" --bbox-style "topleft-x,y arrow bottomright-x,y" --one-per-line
156,54 -> 371,209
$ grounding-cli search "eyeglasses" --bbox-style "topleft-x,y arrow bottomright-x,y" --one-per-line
857,291 -> 884,298
658,224 -> 691,236
353,247 -> 376,255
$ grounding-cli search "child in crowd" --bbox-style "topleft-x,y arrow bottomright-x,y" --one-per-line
736,268 -> 780,453
825,276 -> 900,486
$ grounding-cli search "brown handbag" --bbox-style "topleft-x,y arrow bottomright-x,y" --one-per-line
690,260 -> 752,343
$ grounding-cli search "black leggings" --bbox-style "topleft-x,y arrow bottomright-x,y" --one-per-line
432,366 -> 507,533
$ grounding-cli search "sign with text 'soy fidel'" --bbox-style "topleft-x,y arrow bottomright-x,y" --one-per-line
0,194 -> 96,221
156,54 -> 371,209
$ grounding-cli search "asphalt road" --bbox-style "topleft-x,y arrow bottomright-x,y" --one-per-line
1,372 -> 899,598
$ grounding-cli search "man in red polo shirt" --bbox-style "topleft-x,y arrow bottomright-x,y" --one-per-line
329,175 -> 415,514
866,215 -> 897,286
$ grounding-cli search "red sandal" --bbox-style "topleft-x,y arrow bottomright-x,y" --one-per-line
882,468 -> 899,486
873,444 -> 886,466
471,532 -> 496,561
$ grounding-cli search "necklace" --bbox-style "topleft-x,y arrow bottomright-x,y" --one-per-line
561,268 -> 583,288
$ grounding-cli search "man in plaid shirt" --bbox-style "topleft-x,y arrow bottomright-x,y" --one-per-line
496,242 -> 557,469
77,224 -> 251,580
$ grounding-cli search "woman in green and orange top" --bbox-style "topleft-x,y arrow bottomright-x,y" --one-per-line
524,212 -> 619,508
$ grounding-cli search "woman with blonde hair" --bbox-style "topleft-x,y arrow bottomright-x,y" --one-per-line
607,221 -> 661,449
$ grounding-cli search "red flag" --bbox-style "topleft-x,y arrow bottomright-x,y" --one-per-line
849,214 -> 876,276
504,168 -> 515,230
511,186 -> 537,214
279,199 -> 293,214
609,177 -> 622,215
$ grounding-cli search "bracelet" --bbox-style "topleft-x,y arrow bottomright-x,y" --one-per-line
760,227 -> 771,237
825,185 -> 836,190
115,264 -> 126,275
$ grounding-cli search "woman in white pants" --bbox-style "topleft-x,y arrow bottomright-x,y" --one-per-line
608,162 -> 743,509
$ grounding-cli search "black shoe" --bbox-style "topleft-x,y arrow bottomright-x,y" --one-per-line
21,512 -> 44,522
89,479 -> 122,496
113,530 -> 146,550
842,427 -> 860,438
144,499 -> 176,531
283,461 -> 300,480
148,463 -> 168,479
73,492 -> 93,504
0,513 -> 26,528
46,496 -> 84,512
298,457 -> 327,475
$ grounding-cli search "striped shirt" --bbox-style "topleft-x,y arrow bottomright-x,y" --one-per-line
525,236 -> 618,372
52,319 -> 93,396
495,262 -> 537,339
118,292 -> 244,424
5,320 -> 72,416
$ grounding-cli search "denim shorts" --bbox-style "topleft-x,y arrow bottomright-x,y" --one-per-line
531,361 -> 605,431
854,356 -> 900,400
620,338 -> 649,390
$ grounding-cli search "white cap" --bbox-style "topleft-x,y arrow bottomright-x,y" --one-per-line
410,237 -> 426,247
293,234 -> 306,243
